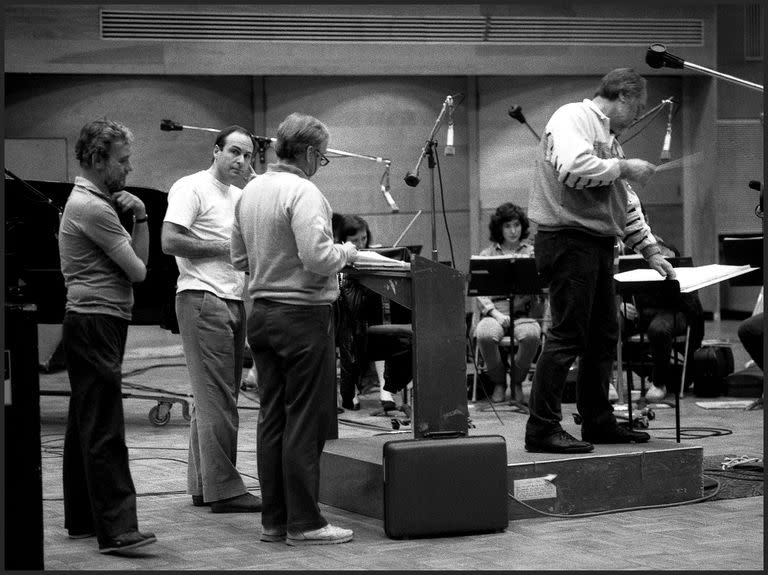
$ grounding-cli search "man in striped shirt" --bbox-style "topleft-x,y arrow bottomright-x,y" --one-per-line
524,68 -> 676,454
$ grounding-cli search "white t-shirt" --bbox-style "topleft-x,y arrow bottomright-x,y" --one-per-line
164,170 -> 246,301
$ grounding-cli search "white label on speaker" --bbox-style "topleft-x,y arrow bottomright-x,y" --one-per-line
4,350 -> 11,406
513,475 -> 557,500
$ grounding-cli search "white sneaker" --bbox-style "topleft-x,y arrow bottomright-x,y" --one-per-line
608,383 -> 619,402
286,524 -> 353,546
645,384 -> 667,402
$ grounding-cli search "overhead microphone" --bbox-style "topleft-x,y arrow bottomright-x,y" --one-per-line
380,162 -> 399,212
508,105 -> 525,123
507,105 -> 541,142
444,95 -> 455,156
645,44 -> 685,69
659,101 -> 674,162
161,119 -> 183,131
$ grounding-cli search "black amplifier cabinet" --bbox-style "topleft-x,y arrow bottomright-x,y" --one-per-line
4,301 -> 44,570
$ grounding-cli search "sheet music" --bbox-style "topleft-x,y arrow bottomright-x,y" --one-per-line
614,264 -> 758,293
470,254 -> 533,260
351,249 -> 411,270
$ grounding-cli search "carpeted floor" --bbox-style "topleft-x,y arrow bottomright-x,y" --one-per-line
702,454 -> 764,501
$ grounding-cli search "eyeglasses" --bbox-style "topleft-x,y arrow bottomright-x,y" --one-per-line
315,150 -> 330,167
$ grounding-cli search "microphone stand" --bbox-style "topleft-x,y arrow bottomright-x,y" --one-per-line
403,96 -> 452,262
646,44 -> 763,92
161,119 -> 395,209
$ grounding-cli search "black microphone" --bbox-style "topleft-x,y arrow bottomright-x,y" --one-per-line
404,171 -> 420,187
161,119 -> 183,131
645,44 -> 685,70
508,105 -> 542,142
445,95 -> 455,156
508,105 -> 526,124
749,180 -> 762,192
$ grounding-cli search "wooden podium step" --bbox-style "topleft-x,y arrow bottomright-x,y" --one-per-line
319,428 -> 703,522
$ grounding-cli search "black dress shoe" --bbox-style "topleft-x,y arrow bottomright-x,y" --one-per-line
525,429 -> 594,453
582,424 -> 650,444
68,530 -> 96,539
210,492 -> 262,513
381,400 -> 397,412
99,531 -> 157,554
191,495 -> 210,507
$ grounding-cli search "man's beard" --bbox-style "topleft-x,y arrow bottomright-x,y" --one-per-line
106,174 -> 125,193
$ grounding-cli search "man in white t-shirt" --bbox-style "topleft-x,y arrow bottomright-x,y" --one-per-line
162,125 -> 261,513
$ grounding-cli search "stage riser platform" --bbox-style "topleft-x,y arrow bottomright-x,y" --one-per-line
319,435 -> 703,522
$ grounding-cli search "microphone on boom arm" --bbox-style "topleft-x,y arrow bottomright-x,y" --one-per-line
161,119 -> 184,131
508,105 -> 541,142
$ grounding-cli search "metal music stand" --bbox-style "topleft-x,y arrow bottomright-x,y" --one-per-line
467,257 -> 544,410
720,235 -> 763,286
615,278 -> 687,443
467,257 -> 544,297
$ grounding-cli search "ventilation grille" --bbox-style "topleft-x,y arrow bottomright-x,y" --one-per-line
101,11 -> 488,42
744,4 -> 763,61
487,17 -> 703,46
101,9 -> 704,46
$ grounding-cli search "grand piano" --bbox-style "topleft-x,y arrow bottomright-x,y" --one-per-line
5,174 -> 179,331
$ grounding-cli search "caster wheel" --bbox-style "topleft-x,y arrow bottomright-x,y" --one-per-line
149,403 -> 171,426
646,409 -> 655,420
572,413 -> 583,425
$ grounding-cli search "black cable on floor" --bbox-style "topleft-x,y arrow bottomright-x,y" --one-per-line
648,426 -> 733,440
122,362 -> 188,378
507,474 -> 722,519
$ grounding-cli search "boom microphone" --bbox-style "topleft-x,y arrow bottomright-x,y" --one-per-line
508,105 -> 526,123
507,105 -> 541,142
645,44 -> 685,69
161,119 -> 183,131
748,180 -> 762,192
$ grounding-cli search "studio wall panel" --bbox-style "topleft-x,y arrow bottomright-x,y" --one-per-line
4,74 -> 254,194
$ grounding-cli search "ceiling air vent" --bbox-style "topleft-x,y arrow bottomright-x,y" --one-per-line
100,10 -> 487,43
101,9 -> 703,47
486,16 -> 704,46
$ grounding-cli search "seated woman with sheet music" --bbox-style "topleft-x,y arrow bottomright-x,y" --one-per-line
471,202 -> 547,404
334,214 -> 412,412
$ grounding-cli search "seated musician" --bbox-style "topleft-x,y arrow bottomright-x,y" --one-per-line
334,214 -> 412,412
619,239 -> 705,401
471,202 -> 546,404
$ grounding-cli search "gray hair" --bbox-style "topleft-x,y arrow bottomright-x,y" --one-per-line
274,113 -> 329,160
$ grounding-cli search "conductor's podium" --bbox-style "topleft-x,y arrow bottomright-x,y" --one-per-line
319,255 -> 704,525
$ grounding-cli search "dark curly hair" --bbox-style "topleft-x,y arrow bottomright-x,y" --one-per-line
488,202 -> 529,244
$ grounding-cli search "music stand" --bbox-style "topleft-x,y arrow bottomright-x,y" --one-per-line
720,235 -> 763,286
617,256 -> 693,274
467,257 -> 544,297
615,278 -> 686,442
467,257 -> 543,412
